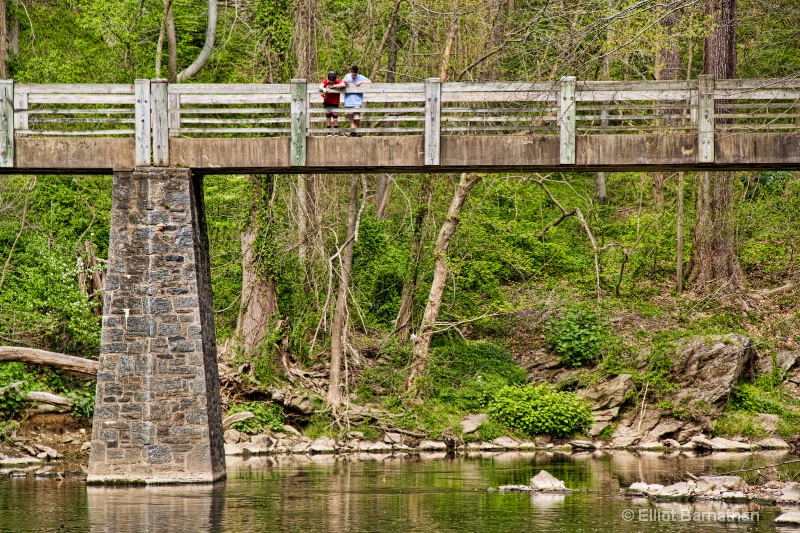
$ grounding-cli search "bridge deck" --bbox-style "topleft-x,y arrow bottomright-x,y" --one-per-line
2,76 -> 800,173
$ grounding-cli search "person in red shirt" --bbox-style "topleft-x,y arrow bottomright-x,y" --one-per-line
320,72 -> 346,135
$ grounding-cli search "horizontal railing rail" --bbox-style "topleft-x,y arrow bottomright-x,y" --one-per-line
0,75 -> 799,167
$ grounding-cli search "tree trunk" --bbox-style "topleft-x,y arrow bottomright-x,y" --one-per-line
166,2 -> 178,82
0,0 -> 6,78
293,0 -> 318,79
595,172 -> 607,204
0,347 -> 98,377
375,174 -> 392,219
405,173 -> 481,397
394,175 -> 433,342
327,174 -> 360,407
236,175 -> 280,355
689,0 -> 743,292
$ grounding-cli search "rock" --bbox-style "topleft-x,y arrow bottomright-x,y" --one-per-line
758,350 -> 800,376
705,437 -> 752,452
533,434 -> 551,445
637,441 -> 664,451
499,485 -> 532,492
589,421 -> 611,438
654,481 -> 696,500
720,491 -> 748,502
778,482 -> 800,503
608,424 -> 641,448
757,437 -> 790,450
292,441 -> 310,453
627,482 -> 664,495
309,436 -> 336,453
0,456 -> 42,466
289,395 -> 315,415
581,374 -> 633,410
224,443 -> 243,455
479,442 -> 502,451
346,431 -> 364,440
492,437 -> 520,449
80,442 -> 92,452
517,441 -> 538,449
670,334 -> 753,409
754,413 -> 780,434
224,428 -> 241,444
33,444 -> 61,460
251,434 -> 275,447
460,413 -> 489,434
662,439 -> 681,449
61,435 -> 74,444
222,411 -> 255,430
569,440 -> 596,450
367,441 -> 392,452
697,476 -> 748,492
530,470 -> 569,491
282,425 -> 302,437
775,512 -> 800,525
384,432 -> 403,444
419,440 -> 447,451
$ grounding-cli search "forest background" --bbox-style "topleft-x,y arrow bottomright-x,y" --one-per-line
0,0 -> 799,443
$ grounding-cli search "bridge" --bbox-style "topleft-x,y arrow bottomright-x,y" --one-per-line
16,75 -> 792,484
1,76 -> 800,174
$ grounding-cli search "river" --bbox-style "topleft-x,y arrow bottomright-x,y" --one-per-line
1,450 -> 797,532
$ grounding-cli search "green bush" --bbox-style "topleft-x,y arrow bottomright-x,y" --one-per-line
729,383 -> 786,415
489,384 -> 593,437
546,307 -> 608,367
228,402 -> 284,434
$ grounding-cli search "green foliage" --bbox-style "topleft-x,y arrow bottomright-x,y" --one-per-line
713,412 -> 767,439
546,307 -> 609,367
65,385 -> 96,420
228,402 -> 284,434
428,341 -> 526,412
489,384 -> 593,438
304,412 -> 335,439
729,383 -> 787,415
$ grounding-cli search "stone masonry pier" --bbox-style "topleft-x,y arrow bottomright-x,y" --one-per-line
87,168 -> 225,484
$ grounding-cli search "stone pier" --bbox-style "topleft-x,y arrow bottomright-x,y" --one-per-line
88,168 -> 225,484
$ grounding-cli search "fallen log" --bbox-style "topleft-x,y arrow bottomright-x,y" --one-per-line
223,411 -> 255,429
0,347 -> 98,378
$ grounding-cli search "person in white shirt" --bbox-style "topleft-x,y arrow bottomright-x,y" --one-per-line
342,65 -> 371,136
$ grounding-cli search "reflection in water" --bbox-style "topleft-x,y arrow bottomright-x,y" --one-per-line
1,451 -> 796,532
87,484 -> 224,533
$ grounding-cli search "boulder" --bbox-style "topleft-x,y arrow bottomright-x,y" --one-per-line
637,441 -> 664,451
289,395 -> 315,415
530,470 -> 569,491
778,482 -> 800,504
224,443 -> 243,456
569,440 -> 596,450
627,482 -> 664,495
607,424 -> 641,448
383,432 -> 403,445
775,512 -> 800,525
758,350 -> 800,376
754,413 -> 780,434
33,444 -> 61,460
367,441 -> 392,452
80,442 -> 92,452
654,481 -> 696,500
224,428 -> 241,444
697,476 -> 748,492
581,374 -> 633,410
460,414 -> 489,434
670,334 -> 753,409
662,439 -> 681,449
419,440 -> 447,451
691,436 -> 752,452
347,431 -> 364,440
492,437 -> 520,449
757,437 -> 790,450
309,436 -> 336,453
282,425 -> 302,437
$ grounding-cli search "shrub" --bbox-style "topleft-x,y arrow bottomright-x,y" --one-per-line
729,384 -> 785,415
489,384 -> 593,437
546,307 -> 609,367
228,402 -> 284,434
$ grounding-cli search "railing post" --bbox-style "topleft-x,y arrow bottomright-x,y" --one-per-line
13,84 -> 27,134
134,79 -> 152,167
559,76 -> 576,165
168,90 -> 181,138
424,78 -> 441,166
151,79 -> 169,166
0,80 -> 14,168
698,74 -> 715,163
290,79 -> 307,167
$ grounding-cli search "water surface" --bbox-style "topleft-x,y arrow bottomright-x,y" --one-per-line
0,451 -> 795,532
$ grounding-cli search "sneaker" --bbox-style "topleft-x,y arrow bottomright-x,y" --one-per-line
349,131 -> 357,137
356,132 -> 363,137
326,132 -> 332,137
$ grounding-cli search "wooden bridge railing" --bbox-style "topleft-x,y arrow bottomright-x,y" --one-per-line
1,76 -> 799,168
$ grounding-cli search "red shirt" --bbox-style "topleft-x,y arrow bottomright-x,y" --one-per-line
322,79 -> 343,105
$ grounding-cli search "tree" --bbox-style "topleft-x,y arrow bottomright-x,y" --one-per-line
405,173 -> 481,397
688,0 -> 744,291
236,175 -> 280,356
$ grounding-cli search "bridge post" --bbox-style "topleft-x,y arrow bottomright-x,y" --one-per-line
290,79 -> 307,166
134,79 -> 152,166
0,79 -> 13,167
559,76 -> 576,165
698,75 -> 715,163
151,79 -> 169,166
424,78 -> 441,165
88,168 -> 225,484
